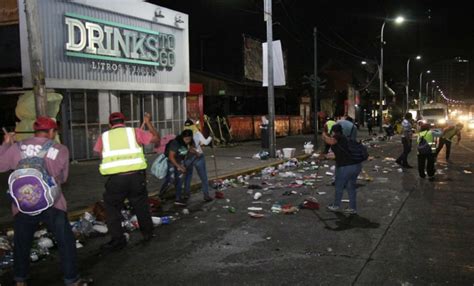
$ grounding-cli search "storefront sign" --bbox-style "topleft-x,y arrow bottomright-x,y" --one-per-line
65,13 -> 175,69
19,0 -> 189,92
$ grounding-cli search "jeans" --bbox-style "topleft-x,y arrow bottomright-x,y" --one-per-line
397,137 -> 412,166
334,163 -> 362,210
173,159 -> 193,201
159,162 -> 174,195
103,171 -> 153,241
14,208 -> 79,285
185,155 -> 210,197
436,137 -> 452,160
417,153 -> 435,178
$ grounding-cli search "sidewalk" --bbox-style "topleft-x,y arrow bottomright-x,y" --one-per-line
0,134 -> 319,226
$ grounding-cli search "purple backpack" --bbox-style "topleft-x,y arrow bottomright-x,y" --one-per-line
8,141 -> 60,215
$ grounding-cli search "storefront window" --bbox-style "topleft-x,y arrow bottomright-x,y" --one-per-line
64,90 -> 185,160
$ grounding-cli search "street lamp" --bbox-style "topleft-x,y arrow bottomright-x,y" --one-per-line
418,70 -> 430,112
406,54 -> 422,113
379,15 -> 404,131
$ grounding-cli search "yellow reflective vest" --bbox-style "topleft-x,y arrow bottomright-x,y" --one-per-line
99,127 -> 147,175
417,130 -> 436,154
326,120 -> 336,134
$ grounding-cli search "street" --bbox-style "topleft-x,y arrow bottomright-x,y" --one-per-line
1,130 -> 473,285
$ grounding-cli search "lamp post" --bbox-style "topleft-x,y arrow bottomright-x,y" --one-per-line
379,16 -> 404,132
418,70 -> 430,112
429,80 -> 436,102
406,55 -> 421,113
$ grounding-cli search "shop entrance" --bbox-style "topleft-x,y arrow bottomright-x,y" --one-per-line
63,91 -> 185,160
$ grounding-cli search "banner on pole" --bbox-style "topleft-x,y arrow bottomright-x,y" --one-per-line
262,40 -> 286,87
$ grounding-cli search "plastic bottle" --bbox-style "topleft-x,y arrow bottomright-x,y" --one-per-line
160,216 -> 173,225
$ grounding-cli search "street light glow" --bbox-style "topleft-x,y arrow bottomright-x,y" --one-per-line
361,61 -> 367,65
395,16 -> 405,24
426,70 -> 431,74
432,80 -> 435,83
416,55 -> 422,60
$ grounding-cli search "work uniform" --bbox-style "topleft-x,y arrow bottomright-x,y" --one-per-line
417,130 -> 436,178
436,126 -> 461,160
323,119 -> 336,154
95,126 -> 153,243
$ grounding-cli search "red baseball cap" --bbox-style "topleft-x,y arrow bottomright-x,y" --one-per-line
33,117 -> 58,131
109,112 -> 126,124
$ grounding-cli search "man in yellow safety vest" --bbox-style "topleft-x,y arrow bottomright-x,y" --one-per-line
435,123 -> 463,162
417,123 -> 437,181
322,117 -> 336,156
94,112 -> 160,252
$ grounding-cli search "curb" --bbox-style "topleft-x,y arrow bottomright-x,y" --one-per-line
67,152 -> 312,221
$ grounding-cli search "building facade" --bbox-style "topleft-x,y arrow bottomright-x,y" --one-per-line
17,0 -> 189,160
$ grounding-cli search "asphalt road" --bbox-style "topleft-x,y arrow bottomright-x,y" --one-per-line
1,130 -> 473,285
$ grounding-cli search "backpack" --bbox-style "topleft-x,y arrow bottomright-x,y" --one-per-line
346,139 -> 369,163
338,125 -> 368,163
417,133 -> 432,155
8,140 -> 60,216
150,154 -> 168,179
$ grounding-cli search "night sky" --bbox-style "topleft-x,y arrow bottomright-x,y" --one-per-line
151,0 -> 474,96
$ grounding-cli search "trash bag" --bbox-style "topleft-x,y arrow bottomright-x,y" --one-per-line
14,91 -> 63,141
151,154 -> 168,179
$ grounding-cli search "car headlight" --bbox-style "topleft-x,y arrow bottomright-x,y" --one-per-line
438,119 -> 446,124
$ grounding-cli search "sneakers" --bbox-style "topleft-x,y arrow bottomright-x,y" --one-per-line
428,176 -> 435,182
101,238 -> 126,252
403,164 -> 413,169
203,195 -> 214,202
326,204 -> 340,212
343,208 -> 357,215
174,199 -> 187,207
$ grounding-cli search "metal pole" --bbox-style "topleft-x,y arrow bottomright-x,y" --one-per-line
425,81 -> 429,104
24,0 -> 47,117
418,72 -> 423,112
379,21 -> 386,132
313,27 -> 318,148
265,0 -> 276,157
406,58 -> 411,113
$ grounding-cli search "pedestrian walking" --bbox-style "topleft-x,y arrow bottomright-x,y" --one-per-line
322,124 -> 362,215
417,123 -> 437,181
396,113 -> 414,168
322,117 -> 336,156
435,123 -> 463,161
367,117 -> 373,135
0,117 -> 91,286
163,129 -> 196,206
94,112 -> 160,252
183,119 -> 214,202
